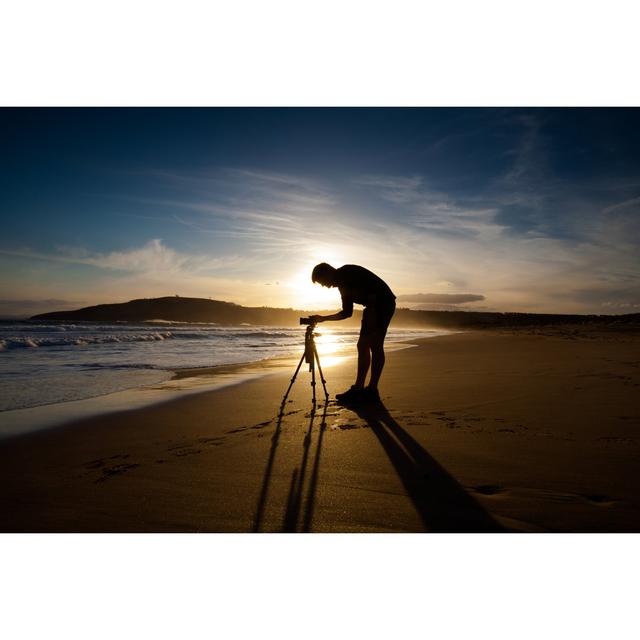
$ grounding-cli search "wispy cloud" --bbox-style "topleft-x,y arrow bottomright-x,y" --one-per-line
32,159 -> 639,314
397,293 -> 485,304
353,175 -> 423,203
122,169 -> 340,255
351,164 -> 640,313
0,239 -> 245,275
354,173 -> 506,240
602,195 -> 640,215
0,298 -> 84,314
4,143 -> 639,316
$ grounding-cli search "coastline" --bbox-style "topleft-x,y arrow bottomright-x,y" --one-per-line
2,327 -> 639,532
0,335 -> 424,440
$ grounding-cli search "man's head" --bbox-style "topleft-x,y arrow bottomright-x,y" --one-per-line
312,262 -> 338,288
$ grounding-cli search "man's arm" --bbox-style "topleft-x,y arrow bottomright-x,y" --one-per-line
313,310 -> 350,322
311,297 -> 353,322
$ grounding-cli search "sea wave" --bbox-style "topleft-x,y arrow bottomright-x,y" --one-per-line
142,319 -> 219,326
0,328 -> 302,351
63,362 -> 165,370
0,331 -> 175,349
223,331 -> 293,339
0,324 -> 81,333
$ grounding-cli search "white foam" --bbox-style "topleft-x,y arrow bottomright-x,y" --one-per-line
0,322 -> 451,415
0,364 -> 285,439
0,331 -> 174,349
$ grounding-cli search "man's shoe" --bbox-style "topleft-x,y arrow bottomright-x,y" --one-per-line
335,386 -> 365,403
362,387 -> 381,403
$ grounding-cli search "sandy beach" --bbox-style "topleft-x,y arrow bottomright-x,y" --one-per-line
1,328 -> 639,532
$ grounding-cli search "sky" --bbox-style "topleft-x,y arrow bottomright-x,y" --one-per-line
1,107 -> 639,317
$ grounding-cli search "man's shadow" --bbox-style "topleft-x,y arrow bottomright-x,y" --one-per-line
252,397 -> 504,532
348,401 -> 505,532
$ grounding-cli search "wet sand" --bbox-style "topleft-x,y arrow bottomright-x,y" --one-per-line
1,328 -> 639,532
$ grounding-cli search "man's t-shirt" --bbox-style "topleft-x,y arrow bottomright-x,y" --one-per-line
336,265 -> 396,316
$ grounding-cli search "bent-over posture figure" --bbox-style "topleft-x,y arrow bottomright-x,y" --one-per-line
310,263 -> 396,404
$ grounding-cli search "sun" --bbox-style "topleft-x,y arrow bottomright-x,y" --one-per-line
285,251 -> 345,311
287,266 -> 340,311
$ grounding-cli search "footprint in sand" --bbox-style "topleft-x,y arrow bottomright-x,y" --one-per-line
197,436 -> 225,446
333,423 -> 359,430
330,418 -> 368,431
473,484 -> 505,496
250,421 -> 272,430
94,463 -> 140,483
597,436 -> 637,447
170,447 -> 202,458
582,494 -> 616,505
83,453 -> 130,471
226,426 -> 247,434
227,419 -> 281,435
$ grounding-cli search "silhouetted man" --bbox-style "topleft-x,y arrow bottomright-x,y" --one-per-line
310,263 -> 396,403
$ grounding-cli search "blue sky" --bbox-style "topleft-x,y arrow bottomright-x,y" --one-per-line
1,108 -> 639,316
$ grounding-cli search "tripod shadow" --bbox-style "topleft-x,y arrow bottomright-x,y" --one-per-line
349,401 -> 505,532
252,399 -> 328,533
282,402 -> 328,532
251,400 -> 286,532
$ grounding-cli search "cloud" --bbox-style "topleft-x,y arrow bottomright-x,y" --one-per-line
124,169 -> 341,257
353,175 -> 423,203
602,195 -> 640,215
354,173 -> 506,240
5,151 -> 637,315
601,301 -> 640,310
349,114 -> 640,315
63,239 -> 185,272
411,303 -> 492,312
397,293 -> 485,304
0,239 -> 247,276
119,170 -> 432,288
0,298 -> 85,317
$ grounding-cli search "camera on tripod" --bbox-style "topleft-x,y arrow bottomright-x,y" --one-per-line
279,316 -> 328,413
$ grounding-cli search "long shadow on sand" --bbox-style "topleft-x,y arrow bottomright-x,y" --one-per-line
349,401 -> 504,532
253,398 -> 502,532
282,402 -> 328,532
252,402 -> 328,533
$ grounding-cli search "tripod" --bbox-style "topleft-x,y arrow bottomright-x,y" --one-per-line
281,321 -> 329,414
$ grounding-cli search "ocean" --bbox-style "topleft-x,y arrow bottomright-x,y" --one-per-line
0,321 -> 449,413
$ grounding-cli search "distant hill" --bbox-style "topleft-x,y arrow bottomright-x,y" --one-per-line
29,296 -> 640,329
31,296 -> 310,325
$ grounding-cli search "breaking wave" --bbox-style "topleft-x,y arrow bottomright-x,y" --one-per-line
0,331 -> 175,349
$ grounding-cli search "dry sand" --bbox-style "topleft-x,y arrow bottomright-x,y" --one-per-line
1,328 -> 639,532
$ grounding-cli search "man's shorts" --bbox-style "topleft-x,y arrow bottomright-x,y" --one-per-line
360,299 -> 396,340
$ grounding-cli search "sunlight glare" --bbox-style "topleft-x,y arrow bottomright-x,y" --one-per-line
311,325 -> 346,368
287,257 -> 343,311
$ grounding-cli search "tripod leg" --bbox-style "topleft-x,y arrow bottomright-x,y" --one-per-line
310,353 -> 317,413
313,344 -> 329,402
281,352 -> 306,411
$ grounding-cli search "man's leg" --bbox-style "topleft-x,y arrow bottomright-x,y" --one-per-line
367,334 -> 385,390
368,302 -> 394,391
355,336 -> 371,388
